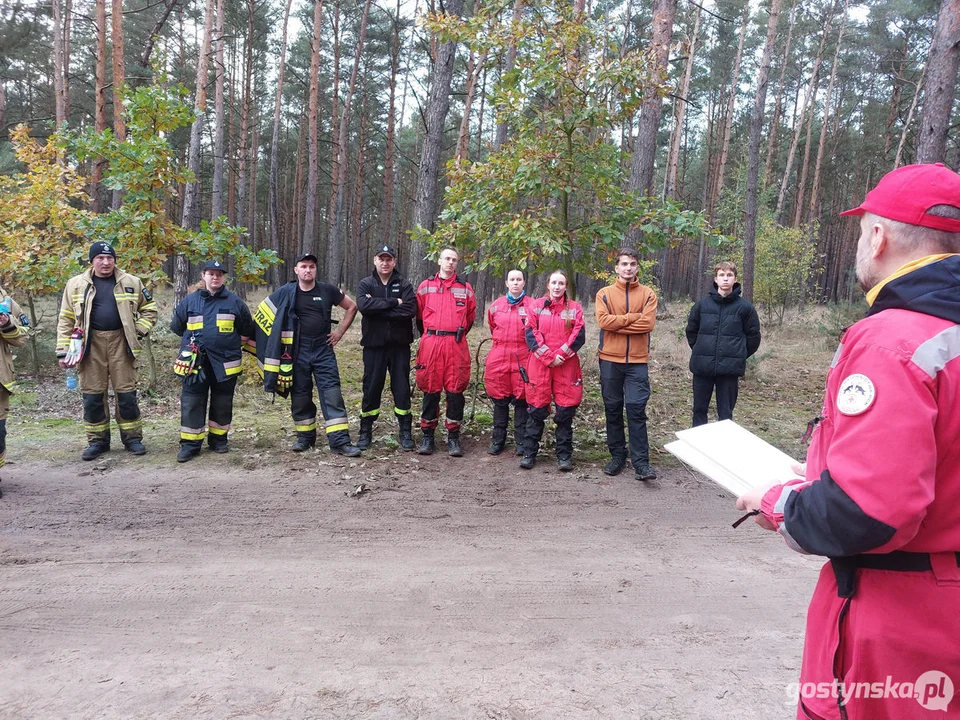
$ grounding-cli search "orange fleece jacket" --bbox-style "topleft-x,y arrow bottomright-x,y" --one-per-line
595,278 -> 657,363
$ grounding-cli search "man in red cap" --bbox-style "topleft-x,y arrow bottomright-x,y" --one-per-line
737,163 -> 960,720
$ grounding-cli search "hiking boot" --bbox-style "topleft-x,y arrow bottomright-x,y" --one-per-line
635,463 -> 658,481
211,443 -> 229,454
332,443 -> 362,457
519,454 -> 537,470
125,439 -> 146,456
357,416 -> 374,450
177,446 -> 201,463
447,432 -> 464,457
81,443 -> 109,461
290,438 -> 315,453
603,457 -> 626,476
557,457 -> 573,472
417,430 -> 436,455
488,425 -> 507,456
397,415 -> 415,451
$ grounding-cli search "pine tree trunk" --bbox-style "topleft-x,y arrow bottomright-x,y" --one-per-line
710,5 -> 748,222
775,1 -> 835,223
52,0 -> 69,127
328,0 -> 373,285
456,50 -> 486,161
883,42 -> 910,159
915,0 -> 960,163
379,4 -> 401,245
302,0 -> 325,256
211,0 -> 227,220
176,0 -> 216,305
792,87 -> 818,228
410,0 -> 466,285
269,0 -> 295,260
236,0 -> 255,243
664,4 -> 700,201
110,0 -> 126,210
227,42 -> 238,225
808,0 -> 847,224
895,63 -> 927,168
626,0 -> 675,211
495,0 -> 524,152
741,0 -> 783,302
762,2 -> 795,191
326,0 -> 342,265
350,99 -> 368,287
91,0 -> 108,213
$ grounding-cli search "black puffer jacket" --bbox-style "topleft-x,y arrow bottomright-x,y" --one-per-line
685,283 -> 761,377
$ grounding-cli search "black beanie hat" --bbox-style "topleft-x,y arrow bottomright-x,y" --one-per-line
89,241 -> 117,261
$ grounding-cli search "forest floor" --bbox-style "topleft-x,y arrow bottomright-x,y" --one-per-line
1,298 -> 862,718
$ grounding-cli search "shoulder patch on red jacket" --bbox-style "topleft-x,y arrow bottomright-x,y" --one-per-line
837,373 -> 876,415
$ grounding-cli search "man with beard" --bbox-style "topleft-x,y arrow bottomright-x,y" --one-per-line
737,163 -> 960,720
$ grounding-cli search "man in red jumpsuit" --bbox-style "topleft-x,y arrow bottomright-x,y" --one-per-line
415,246 -> 476,457
483,269 -> 532,456
737,163 -> 960,720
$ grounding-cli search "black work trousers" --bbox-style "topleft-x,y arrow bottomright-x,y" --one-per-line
179,360 -> 238,450
692,374 -> 739,427
361,345 -> 411,421
291,335 -> 351,449
599,359 -> 650,467
420,392 -> 465,433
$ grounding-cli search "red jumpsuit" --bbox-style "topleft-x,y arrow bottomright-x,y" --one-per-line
758,255 -> 960,720
484,295 -> 532,401
484,294 -> 533,454
523,296 -> 585,463
415,273 -> 476,431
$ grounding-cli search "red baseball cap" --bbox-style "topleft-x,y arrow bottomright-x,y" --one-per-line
839,163 -> 960,233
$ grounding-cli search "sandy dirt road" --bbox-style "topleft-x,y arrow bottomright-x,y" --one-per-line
1,440 -> 820,719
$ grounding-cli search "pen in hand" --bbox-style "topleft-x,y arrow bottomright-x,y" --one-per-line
732,509 -> 760,529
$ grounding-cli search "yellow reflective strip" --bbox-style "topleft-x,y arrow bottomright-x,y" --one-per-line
223,365 -> 242,376
325,423 -> 349,434
360,409 -> 380,418
263,363 -> 280,372
180,431 -> 206,441
116,420 -> 141,430
253,300 -> 276,335
394,408 -> 412,416
61,309 -> 76,319
141,302 -> 158,310
294,422 -> 317,432
208,426 -> 228,436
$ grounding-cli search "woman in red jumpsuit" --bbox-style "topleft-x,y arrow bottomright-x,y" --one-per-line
521,270 -> 586,471
483,270 -> 532,456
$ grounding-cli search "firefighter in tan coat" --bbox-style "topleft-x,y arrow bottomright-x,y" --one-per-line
57,242 -> 158,460
0,285 -> 27,497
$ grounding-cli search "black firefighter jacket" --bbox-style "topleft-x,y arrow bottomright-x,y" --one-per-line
171,286 -> 255,383
356,270 -> 416,348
